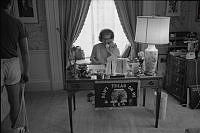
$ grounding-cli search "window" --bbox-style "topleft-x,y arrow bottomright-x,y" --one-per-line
73,0 -> 130,58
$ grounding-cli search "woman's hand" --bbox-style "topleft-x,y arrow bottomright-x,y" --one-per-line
106,42 -> 116,52
106,42 -> 120,57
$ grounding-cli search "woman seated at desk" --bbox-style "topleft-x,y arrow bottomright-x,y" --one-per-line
90,29 -> 120,65
90,29 -> 120,75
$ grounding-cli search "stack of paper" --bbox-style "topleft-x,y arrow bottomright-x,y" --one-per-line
115,58 -> 130,75
105,56 -> 118,75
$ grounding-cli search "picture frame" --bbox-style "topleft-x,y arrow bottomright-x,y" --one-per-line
14,0 -> 38,23
196,1 -> 200,22
166,1 -> 181,16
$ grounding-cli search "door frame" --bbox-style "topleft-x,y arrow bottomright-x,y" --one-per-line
45,0 -> 63,90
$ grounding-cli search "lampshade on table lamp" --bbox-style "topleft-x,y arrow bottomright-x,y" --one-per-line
134,16 -> 170,76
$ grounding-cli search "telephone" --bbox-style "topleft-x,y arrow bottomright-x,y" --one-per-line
186,52 -> 195,59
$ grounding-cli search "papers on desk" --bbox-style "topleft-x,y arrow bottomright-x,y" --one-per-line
106,56 -> 118,75
76,58 -> 91,65
115,58 -> 130,75
105,57 -> 130,75
87,64 -> 106,73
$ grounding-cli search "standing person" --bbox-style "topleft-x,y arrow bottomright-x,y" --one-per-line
1,0 -> 30,132
90,28 -> 120,65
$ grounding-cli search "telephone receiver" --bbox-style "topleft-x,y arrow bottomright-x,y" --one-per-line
106,44 -> 109,48
106,43 -> 116,49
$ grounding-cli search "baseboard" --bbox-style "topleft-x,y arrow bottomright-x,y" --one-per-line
26,80 -> 51,91
25,80 -> 64,91
51,81 -> 63,91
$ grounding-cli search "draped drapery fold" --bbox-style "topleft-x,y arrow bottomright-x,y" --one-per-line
58,0 -> 91,86
114,0 -> 143,59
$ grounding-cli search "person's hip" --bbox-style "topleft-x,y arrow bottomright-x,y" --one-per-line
1,57 -> 21,86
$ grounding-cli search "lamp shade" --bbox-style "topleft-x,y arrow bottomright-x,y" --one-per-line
135,16 -> 170,45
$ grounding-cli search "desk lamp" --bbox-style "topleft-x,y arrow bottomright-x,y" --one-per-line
134,16 -> 170,76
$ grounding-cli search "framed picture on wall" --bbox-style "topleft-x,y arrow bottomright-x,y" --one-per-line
196,1 -> 200,22
166,1 -> 181,16
14,0 -> 38,23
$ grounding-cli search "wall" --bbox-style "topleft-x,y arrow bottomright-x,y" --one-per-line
155,1 -> 200,76
24,0 -> 51,91
155,1 -> 200,33
26,50 -> 51,91
156,1 -> 189,31
142,1 -> 198,39
155,1 -> 200,92
26,0 -> 49,50
188,1 -> 200,39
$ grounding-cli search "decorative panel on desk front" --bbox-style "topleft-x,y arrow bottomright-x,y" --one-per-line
94,80 -> 138,108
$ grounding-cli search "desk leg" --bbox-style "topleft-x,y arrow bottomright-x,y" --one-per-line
143,88 -> 146,106
73,94 -> 76,110
68,95 -> 73,133
155,89 -> 161,128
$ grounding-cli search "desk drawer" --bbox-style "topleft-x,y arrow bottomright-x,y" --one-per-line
171,84 -> 185,101
175,67 -> 185,75
68,82 -> 94,90
172,74 -> 184,85
141,80 -> 158,88
176,58 -> 185,67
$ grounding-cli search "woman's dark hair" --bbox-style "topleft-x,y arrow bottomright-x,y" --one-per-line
99,29 -> 114,42
0,0 -> 12,9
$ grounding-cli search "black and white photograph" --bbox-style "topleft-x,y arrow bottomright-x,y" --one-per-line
14,0 -> 38,23
18,0 -> 34,17
1,0 -> 200,133
166,0 -> 181,16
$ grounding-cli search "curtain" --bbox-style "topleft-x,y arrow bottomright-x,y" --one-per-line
73,0 -> 130,58
58,0 -> 91,86
114,0 -> 143,59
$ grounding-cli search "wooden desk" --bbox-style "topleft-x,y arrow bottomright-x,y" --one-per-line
66,76 -> 163,133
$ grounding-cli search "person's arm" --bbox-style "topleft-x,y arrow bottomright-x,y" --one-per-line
106,43 -> 120,57
90,45 -> 99,64
19,37 -> 30,83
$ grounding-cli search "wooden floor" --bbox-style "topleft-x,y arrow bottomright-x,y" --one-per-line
1,89 -> 200,133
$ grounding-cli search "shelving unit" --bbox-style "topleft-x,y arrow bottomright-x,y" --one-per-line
165,54 -> 200,105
